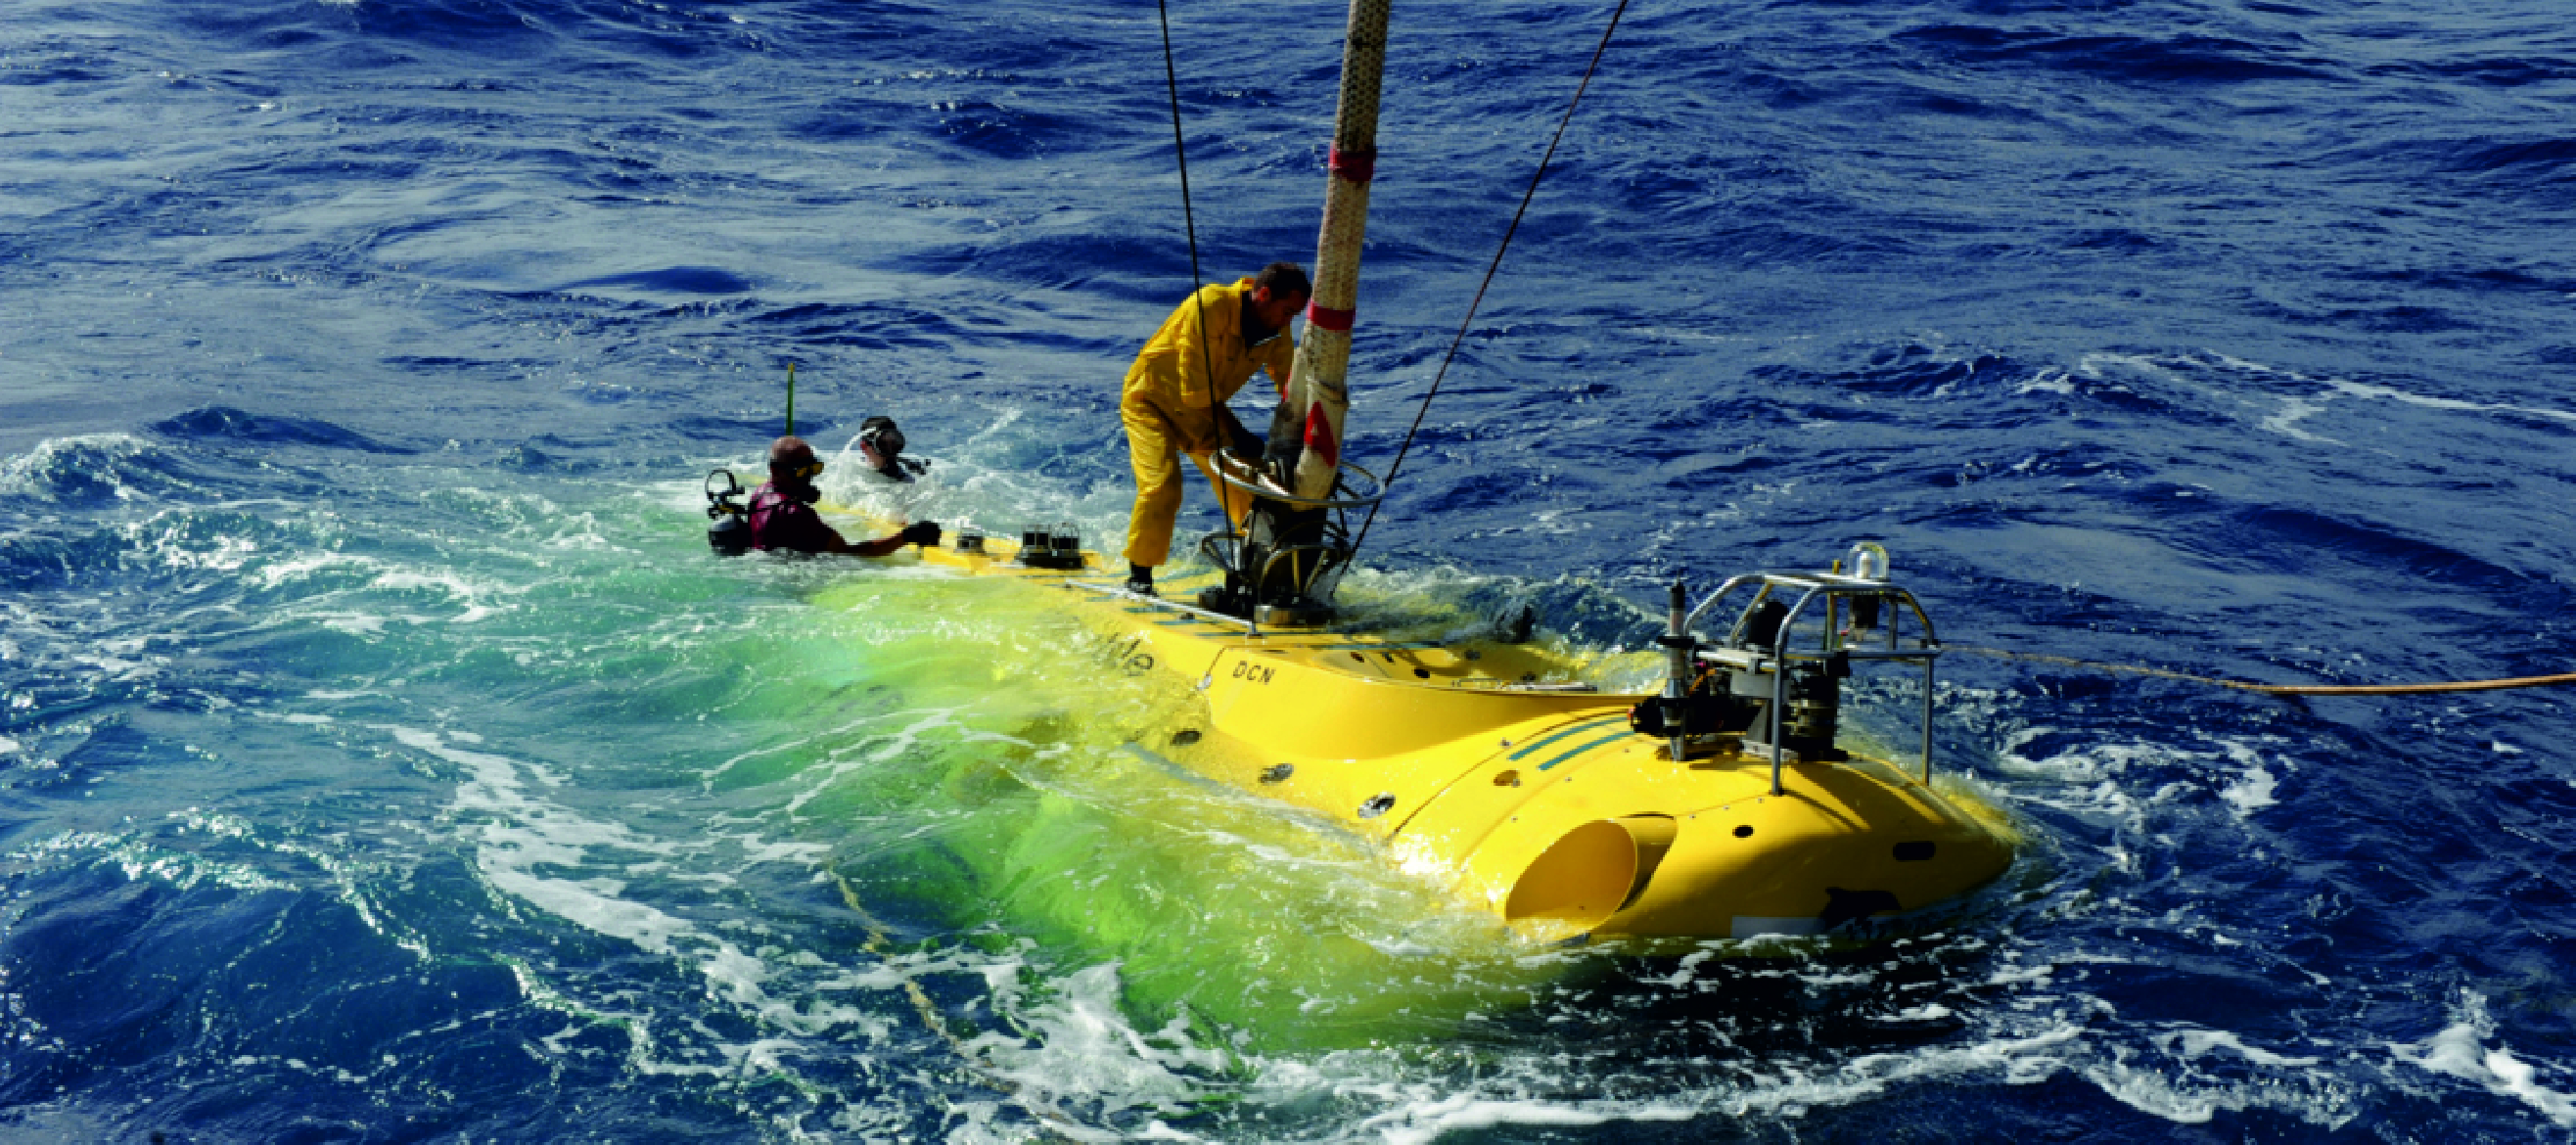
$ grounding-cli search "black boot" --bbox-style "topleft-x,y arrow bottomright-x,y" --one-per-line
1125,564 -> 1156,598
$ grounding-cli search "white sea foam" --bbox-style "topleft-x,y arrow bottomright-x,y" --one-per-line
2204,351 -> 2576,430
1343,1014 -> 2105,1138
405,726 -> 793,1021
2325,378 -> 2576,426
2257,395 -> 2340,444
254,551 -> 378,589
2157,1028 -> 2320,1069
2017,366 -> 2077,395
2082,1051 -> 2347,1125
2212,740 -> 2282,816
966,962 -> 1217,1125
392,718 -> 984,1103
782,709 -> 984,815
20,821 -> 292,894
372,569 -> 515,623
2072,351 -> 2175,384
249,549 -> 520,630
1999,730 -> 2288,830
735,834 -> 832,865
2390,990 -> 2576,1128
2218,762 -> 2277,814
143,517 -> 261,572
0,433 -> 151,496
1361,1093 -> 1697,1145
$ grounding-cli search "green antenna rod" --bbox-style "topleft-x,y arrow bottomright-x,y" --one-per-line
785,363 -> 797,437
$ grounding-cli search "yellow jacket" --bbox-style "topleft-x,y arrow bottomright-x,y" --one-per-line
1122,277 -> 1298,453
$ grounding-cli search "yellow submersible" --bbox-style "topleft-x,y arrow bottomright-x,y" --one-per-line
805,0 -> 2011,946
855,523 -> 2015,943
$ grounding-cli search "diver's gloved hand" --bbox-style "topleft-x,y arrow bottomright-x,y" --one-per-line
900,521 -> 942,547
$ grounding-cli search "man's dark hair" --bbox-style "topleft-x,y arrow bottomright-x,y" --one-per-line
1254,261 -> 1310,299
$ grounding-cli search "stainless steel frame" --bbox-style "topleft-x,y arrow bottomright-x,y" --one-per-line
1683,572 -> 1944,796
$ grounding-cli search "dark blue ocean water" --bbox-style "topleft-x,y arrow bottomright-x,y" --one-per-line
6,0 -> 2575,1139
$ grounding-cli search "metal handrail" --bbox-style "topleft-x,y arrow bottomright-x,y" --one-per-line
1686,573 -> 1941,649
1681,572 -> 1946,795
1068,578 -> 1260,638
1210,453 -> 1385,512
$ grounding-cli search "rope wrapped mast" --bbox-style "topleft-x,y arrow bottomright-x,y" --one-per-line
1226,0 -> 1393,624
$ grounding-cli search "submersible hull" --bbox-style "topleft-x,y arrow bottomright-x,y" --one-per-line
859,523 -> 2013,941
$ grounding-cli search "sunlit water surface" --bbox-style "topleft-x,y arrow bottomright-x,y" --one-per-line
5,0 -> 2574,1140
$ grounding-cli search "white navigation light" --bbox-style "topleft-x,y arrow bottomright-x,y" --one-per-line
1846,541 -> 1890,581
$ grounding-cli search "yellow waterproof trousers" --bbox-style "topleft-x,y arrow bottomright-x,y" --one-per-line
1122,397 -> 1251,568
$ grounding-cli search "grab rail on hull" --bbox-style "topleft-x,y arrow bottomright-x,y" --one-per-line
1674,568 -> 1944,797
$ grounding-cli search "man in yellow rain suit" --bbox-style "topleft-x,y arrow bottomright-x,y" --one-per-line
1120,261 -> 1310,596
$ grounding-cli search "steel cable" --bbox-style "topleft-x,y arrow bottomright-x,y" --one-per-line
1347,0 -> 1634,564
1947,645 -> 2576,696
1156,0 -> 1222,523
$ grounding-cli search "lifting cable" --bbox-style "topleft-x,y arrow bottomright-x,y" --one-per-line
1181,4 -> 2556,700
1946,644 -> 2576,696
1156,0 -> 1224,460
1347,0 -> 1635,565
1164,7 -> 2555,703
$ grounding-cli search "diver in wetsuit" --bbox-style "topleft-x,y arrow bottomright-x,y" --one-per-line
749,435 -> 939,556
855,416 -> 925,483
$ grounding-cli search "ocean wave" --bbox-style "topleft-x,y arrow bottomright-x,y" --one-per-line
1894,25 -> 2340,84
151,405 -> 418,454
8,0 -> 2576,1136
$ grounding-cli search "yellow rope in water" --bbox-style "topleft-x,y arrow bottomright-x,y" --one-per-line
1948,645 -> 2576,696
822,634 -> 1235,1132
835,874 -> 1092,1140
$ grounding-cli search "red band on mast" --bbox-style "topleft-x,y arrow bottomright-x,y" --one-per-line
1302,402 -> 1341,469
1327,144 -> 1377,184
1305,301 -> 1355,332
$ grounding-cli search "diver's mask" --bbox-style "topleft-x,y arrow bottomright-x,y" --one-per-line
785,457 -> 824,503
860,417 -> 925,478
859,418 -> 905,466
